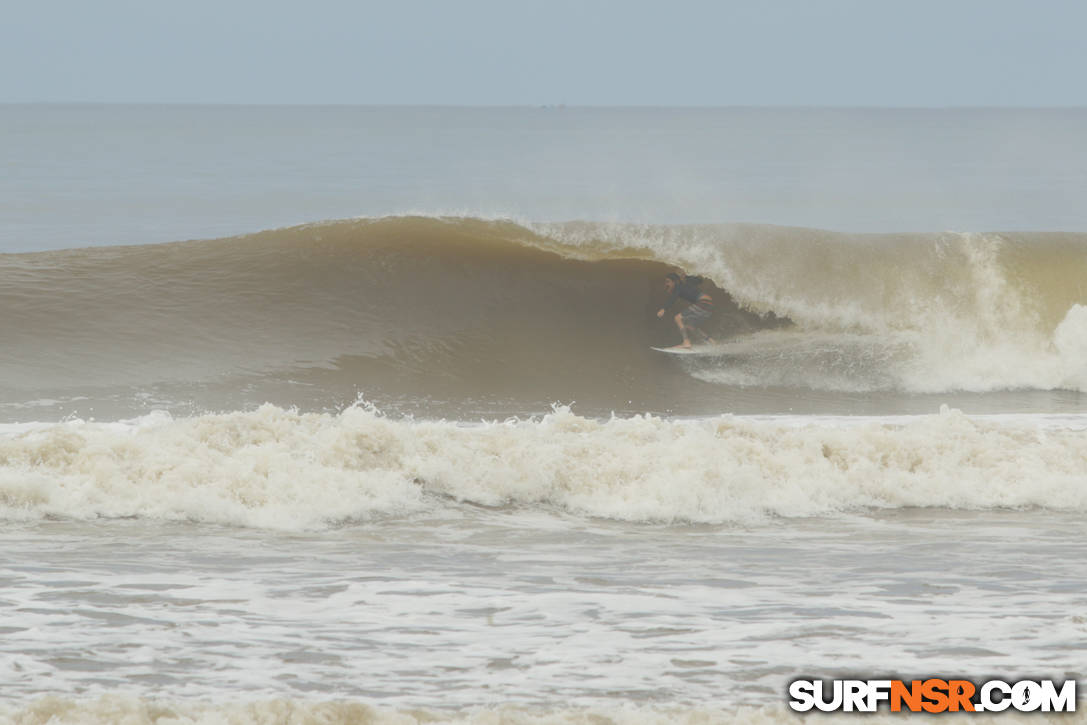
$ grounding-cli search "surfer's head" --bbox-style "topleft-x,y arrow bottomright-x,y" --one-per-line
665,272 -> 682,290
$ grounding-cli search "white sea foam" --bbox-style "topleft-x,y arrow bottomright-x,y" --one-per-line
1,405 -> 1085,530
1,696 -> 1082,725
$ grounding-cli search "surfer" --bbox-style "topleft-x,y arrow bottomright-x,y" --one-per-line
657,272 -> 714,348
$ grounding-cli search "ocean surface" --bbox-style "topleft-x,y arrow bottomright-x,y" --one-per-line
1,105 -> 1085,723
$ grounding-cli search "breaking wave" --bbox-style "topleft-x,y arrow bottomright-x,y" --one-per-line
3,216 -> 1087,417
2,404 -> 1085,530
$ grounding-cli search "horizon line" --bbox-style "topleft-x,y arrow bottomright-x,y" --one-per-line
4,101 -> 1087,111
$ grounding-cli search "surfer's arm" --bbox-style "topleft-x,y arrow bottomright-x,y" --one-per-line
657,290 -> 679,316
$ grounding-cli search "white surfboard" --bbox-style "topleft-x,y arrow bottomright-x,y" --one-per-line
651,345 -> 715,355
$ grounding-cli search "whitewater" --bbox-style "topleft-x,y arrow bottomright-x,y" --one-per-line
3,405 -> 1087,529
1,105 -> 1085,723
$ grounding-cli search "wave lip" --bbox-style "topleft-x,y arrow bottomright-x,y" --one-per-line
2,405 -> 1085,530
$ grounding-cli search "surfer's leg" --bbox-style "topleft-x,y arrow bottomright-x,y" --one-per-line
673,312 -> 692,347
684,303 -> 713,345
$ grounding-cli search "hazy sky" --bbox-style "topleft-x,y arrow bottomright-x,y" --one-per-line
4,0 -> 1086,106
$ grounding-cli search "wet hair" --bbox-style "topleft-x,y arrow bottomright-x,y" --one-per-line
665,272 -> 682,283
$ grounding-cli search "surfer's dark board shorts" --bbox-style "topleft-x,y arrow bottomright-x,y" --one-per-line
681,303 -> 712,326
